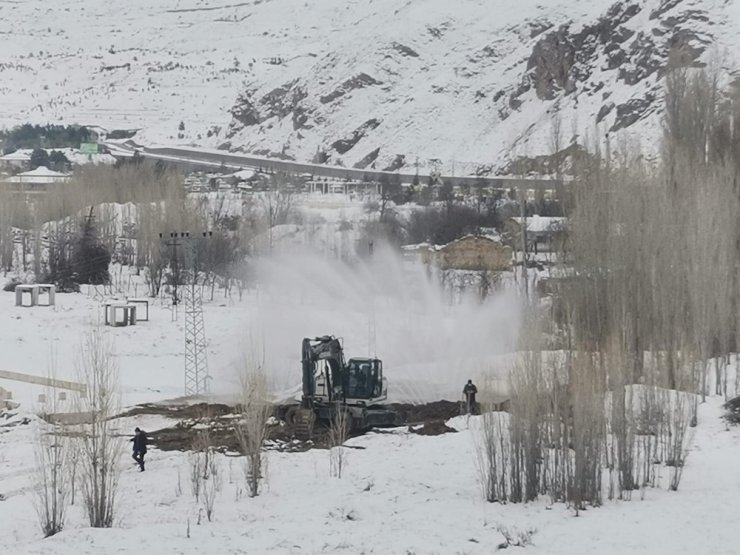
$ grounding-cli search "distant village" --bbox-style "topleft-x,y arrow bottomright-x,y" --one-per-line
0,125 -> 568,297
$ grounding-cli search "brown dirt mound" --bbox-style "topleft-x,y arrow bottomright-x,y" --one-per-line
122,399 -> 464,452
408,420 -> 458,436
390,400 -> 462,424
118,402 -> 234,420
144,411 -> 320,453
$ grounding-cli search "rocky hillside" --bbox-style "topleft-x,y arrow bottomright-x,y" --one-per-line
0,0 -> 738,174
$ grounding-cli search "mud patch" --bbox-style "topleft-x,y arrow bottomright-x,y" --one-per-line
118,402 -> 234,420
389,400 -> 462,424
408,420 -> 458,436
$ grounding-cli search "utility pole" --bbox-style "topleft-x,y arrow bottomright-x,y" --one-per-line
160,231 -> 213,396
160,232 -> 182,307
518,181 -> 529,299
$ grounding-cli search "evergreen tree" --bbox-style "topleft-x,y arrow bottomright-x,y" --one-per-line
45,223 -> 78,292
48,150 -> 71,172
73,208 -> 110,285
30,148 -> 50,169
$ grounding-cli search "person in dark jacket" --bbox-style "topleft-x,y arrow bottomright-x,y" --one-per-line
463,379 -> 478,415
130,427 -> 147,471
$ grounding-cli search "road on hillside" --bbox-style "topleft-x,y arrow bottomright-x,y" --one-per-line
103,141 -> 563,191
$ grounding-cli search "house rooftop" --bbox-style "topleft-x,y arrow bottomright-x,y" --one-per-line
510,215 -> 566,233
19,166 -> 70,178
0,150 -> 32,162
4,166 -> 71,184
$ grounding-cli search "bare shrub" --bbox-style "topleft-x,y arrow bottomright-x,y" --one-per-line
201,448 -> 221,522
496,525 -> 536,549
635,385 -> 666,489
33,393 -> 70,537
605,345 -> 637,500
474,407 -> 509,503
667,393 -> 693,491
75,328 -> 123,528
508,350 -> 545,503
569,353 -> 605,510
329,403 -> 350,479
537,360 -> 560,502
189,423 -> 222,520
235,344 -> 272,497
189,430 -> 209,502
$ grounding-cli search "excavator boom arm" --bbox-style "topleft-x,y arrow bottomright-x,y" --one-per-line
301,336 -> 345,407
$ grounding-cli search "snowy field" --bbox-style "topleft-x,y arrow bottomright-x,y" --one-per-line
1,192 -> 737,553
1,393 -> 738,554
0,251 -> 738,553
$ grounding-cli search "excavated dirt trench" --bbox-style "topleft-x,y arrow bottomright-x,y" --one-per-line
117,400 -> 468,453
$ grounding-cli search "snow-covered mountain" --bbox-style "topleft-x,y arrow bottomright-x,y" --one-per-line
1,0 -> 738,174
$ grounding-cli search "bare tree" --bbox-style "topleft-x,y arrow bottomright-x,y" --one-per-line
0,188 -> 16,274
328,403 -> 350,479
235,343 -> 272,497
667,392 -> 693,491
32,384 -> 70,537
477,66 -> 736,510
201,452 -> 221,522
75,328 -> 123,528
190,426 -> 221,521
189,430 -> 209,502
474,405 -> 509,503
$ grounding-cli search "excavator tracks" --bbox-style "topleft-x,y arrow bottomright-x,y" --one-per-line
293,408 -> 316,441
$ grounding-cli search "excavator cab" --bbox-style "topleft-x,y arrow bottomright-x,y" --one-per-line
346,358 -> 385,401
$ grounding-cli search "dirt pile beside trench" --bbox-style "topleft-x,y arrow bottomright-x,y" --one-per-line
408,420 -> 458,436
122,399 -> 464,453
389,400 -> 462,424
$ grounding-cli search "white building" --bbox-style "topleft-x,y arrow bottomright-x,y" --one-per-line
0,166 -> 71,193
0,150 -> 32,171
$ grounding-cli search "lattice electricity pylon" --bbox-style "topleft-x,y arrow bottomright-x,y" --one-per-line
183,281 -> 210,395
161,231 -> 213,396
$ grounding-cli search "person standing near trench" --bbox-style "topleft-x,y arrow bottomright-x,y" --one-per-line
130,427 -> 147,472
463,379 -> 478,415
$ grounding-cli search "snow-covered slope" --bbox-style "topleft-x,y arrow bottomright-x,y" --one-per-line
1,0 -> 738,173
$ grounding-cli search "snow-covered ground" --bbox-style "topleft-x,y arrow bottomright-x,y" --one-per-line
1,243 -> 736,553
1,393 -> 738,554
1,191 -> 736,552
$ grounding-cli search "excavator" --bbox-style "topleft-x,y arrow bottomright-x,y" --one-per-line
284,336 -> 400,439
